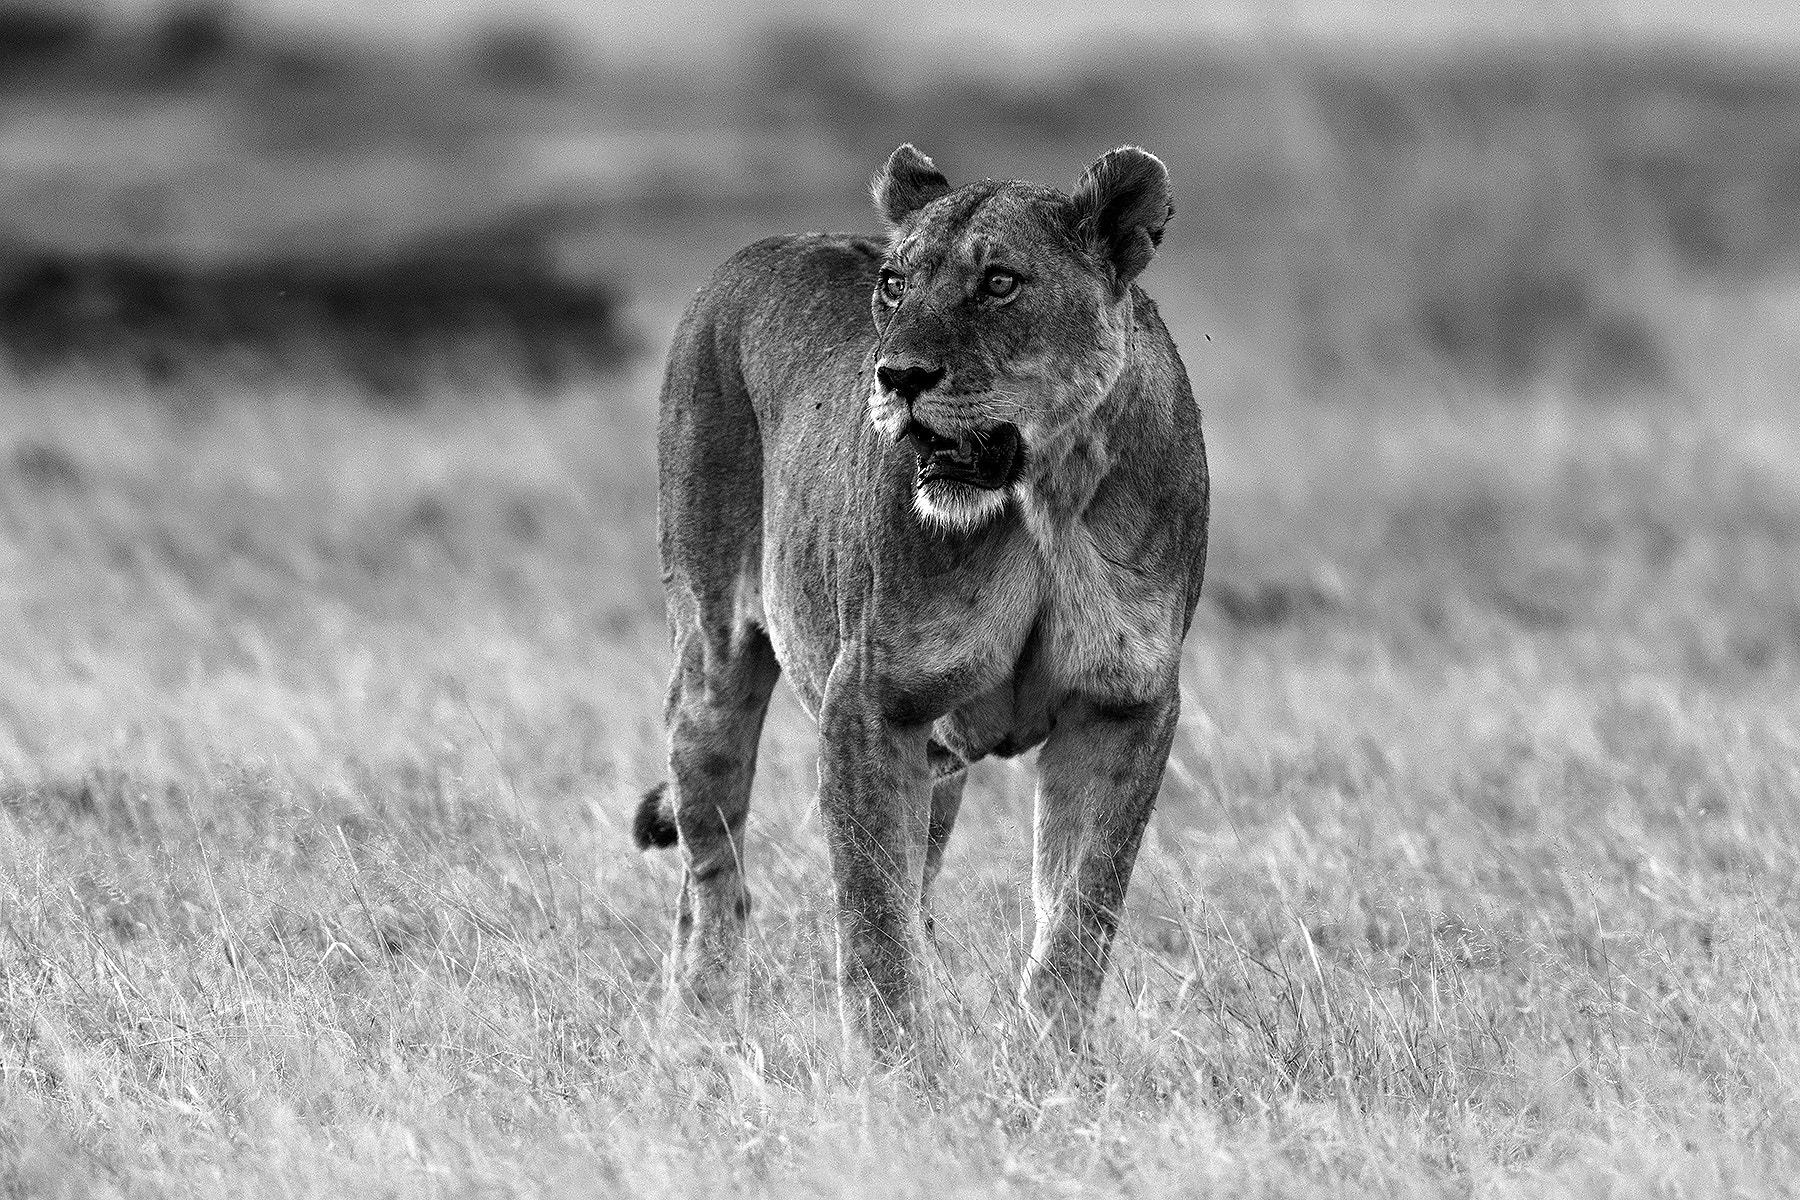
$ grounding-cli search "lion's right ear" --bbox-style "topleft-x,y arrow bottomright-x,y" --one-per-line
1072,146 -> 1173,292
872,144 -> 951,228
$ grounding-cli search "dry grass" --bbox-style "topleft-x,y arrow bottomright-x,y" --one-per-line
0,270 -> 1798,1196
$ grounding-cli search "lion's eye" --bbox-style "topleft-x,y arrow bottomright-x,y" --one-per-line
878,270 -> 907,304
982,269 -> 1019,299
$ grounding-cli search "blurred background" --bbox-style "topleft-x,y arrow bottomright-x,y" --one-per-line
5,11 -> 1800,1187
3,0 -> 1798,403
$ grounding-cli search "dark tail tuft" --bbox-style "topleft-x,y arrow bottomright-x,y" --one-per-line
633,782 -> 679,850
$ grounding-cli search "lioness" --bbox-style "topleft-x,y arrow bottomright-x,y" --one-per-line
636,145 -> 1209,1058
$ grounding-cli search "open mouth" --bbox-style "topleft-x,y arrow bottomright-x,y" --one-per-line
903,420 -> 1023,491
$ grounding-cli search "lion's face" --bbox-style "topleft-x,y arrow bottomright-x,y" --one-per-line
866,145 -> 1172,532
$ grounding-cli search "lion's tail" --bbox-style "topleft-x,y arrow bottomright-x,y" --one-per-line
632,781 -> 679,850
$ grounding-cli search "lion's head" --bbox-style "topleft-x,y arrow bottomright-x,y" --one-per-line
866,143 -> 1173,532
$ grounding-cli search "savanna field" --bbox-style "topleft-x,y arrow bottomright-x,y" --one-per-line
1,275 -> 1797,1196
4,12 -> 1800,1196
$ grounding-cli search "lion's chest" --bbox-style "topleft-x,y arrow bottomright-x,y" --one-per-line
875,536 -> 1044,706
1028,521 -> 1183,703
765,486 -> 1184,748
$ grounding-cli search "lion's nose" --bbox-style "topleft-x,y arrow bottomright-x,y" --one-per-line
876,361 -> 944,402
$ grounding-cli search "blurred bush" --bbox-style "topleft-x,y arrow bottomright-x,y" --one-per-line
0,2 -> 630,400
0,233 -> 630,402
0,4 -> 95,80
0,5 -> 1795,400
464,22 -> 577,93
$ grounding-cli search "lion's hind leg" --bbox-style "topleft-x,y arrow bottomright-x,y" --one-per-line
921,744 -> 968,940
658,618 -> 780,1009
647,279 -> 784,1011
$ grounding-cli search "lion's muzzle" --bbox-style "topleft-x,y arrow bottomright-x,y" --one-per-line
904,420 -> 1023,491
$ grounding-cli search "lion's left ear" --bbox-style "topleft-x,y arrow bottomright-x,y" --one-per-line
1071,147 -> 1173,291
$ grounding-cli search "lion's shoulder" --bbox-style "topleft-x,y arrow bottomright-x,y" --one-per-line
682,234 -> 886,361
710,233 -> 886,297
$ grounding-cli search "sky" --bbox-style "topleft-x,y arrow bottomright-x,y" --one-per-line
94,0 -> 1800,64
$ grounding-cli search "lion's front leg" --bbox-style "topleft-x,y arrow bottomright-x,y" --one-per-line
1023,693 -> 1180,1046
817,662 -> 936,1063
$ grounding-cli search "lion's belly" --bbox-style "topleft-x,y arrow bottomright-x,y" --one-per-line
928,565 -> 1179,764
932,648 -> 1061,763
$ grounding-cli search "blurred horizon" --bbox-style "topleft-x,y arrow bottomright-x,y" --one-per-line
3,0 -> 1799,400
